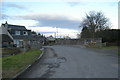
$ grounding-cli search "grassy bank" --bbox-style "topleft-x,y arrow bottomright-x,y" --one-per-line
118,51 -> 120,55
2,49 -> 42,78
100,46 -> 118,49
1,48 -> 21,55
86,46 -> 119,54
86,46 -> 118,49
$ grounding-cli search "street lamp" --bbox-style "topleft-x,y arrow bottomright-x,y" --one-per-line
56,27 -> 58,38
54,27 -> 58,38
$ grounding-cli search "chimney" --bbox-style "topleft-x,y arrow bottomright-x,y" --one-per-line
5,21 -> 8,24
5,21 -> 8,29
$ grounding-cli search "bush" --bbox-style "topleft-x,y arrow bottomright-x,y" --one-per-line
2,48 -> 21,55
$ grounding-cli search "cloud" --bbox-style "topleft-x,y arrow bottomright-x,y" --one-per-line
16,13 -> 81,29
3,0 -> 119,2
5,3 -> 27,9
0,13 -> 11,19
26,26 -> 79,38
67,2 -> 81,6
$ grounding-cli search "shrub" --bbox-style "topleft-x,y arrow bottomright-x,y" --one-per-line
2,48 -> 21,55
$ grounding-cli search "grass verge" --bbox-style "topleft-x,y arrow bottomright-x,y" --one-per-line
101,46 -> 118,49
86,46 -> 119,54
86,46 -> 118,49
2,49 -> 42,78
118,51 -> 120,55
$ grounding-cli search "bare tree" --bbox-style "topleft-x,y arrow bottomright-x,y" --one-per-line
80,11 -> 110,38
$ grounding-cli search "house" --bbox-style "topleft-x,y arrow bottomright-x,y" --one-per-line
1,21 -> 32,48
0,25 -> 14,48
1,21 -> 46,50
45,36 -> 56,45
46,36 -> 55,41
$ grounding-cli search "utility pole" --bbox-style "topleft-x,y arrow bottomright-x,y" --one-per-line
53,27 -> 56,38
54,32 -> 56,38
56,27 -> 58,38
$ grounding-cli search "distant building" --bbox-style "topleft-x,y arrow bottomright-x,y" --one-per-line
46,36 -> 56,41
45,36 -> 55,45
1,21 -> 32,47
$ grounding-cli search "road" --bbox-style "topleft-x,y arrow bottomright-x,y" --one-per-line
18,45 -> 118,78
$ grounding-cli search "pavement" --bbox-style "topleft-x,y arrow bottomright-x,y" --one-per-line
18,45 -> 118,78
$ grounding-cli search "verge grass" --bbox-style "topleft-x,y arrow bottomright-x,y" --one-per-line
101,46 -> 118,49
2,49 -> 42,78
86,46 -> 118,49
86,45 -> 119,54
118,51 -> 120,55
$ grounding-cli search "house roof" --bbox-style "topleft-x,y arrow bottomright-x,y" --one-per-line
0,34 -> 13,42
2,23 -> 27,30
47,36 -> 55,41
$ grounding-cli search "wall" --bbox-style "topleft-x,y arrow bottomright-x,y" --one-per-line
83,38 -> 102,47
55,38 -> 102,47
0,26 -> 13,40
56,39 -> 84,45
0,26 -> 8,34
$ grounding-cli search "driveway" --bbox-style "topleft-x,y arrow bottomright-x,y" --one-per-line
18,45 -> 118,78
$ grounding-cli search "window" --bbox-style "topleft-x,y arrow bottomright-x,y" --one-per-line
23,31 -> 28,35
14,40 -> 19,47
15,31 -> 20,35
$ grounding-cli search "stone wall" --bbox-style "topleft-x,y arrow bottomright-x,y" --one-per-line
22,40 -> 42,52
55,39 -> 84,45
83,38 -> 102,47
55,38 -> 102,47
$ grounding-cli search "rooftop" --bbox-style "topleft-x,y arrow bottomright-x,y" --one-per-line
2,23 -> 27,30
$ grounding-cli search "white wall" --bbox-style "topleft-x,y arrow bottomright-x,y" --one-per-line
0,26 -> 8,34
0,25 -> 14,40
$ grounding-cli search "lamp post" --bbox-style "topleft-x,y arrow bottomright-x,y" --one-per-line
56,27 -> 58,38
53,27 -> 56,38
54,27 -> 58,38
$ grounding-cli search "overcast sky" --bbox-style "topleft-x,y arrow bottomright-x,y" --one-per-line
0,0 -> 119,38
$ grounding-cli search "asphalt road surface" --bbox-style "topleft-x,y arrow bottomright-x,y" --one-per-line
18,45 -> 118,78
